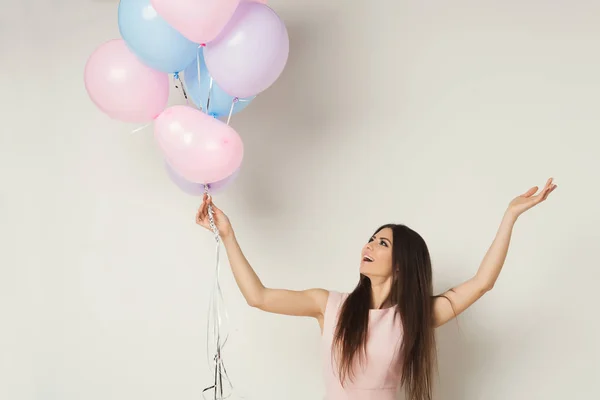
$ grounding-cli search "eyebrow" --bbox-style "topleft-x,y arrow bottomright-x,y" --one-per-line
372,236 -> 392,244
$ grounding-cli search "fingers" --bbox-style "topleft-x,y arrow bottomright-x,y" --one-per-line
196,198 -> 204,224
196,192 -> 227,227
205,194 -> 224,215
534,178 -> 557,203
200,194 -> 208,215
196,194 -> 209,225
541,183 -> 557,201
196,204 -> 205,225
540,177 -> 553,193
541,177 -> 555,192
210,199 -> 222,215
521,186 -> 538,197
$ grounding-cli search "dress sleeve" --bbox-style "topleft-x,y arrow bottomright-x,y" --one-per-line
323,290 -> 343,335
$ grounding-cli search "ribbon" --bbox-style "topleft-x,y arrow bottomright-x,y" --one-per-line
195,44 -> 243,128
226,98 -> 238,126
197,45 -> 204,112
201,187 -> 240,400
129,122 -> 151,134
206,76 -> 215,116
173,72 -> 189,105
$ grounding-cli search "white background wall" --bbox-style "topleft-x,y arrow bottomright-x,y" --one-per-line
2,0 -> 599,399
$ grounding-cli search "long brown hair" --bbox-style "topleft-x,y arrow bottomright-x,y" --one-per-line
332,224 -> 440,400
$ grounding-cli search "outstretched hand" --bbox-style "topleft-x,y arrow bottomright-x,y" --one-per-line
196,194 -> 233,238
507,177 -> 557,218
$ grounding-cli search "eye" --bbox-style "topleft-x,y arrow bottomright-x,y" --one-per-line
380,240 -> 388,247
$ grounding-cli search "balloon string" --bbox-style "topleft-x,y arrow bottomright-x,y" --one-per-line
130,122 -> 151,134
226,98 -> 238,126
205,186 -> 219,243
197,45 -> 203,112
206,77 -> 214,116
202,186 -> 240,400
173,73 -> 189,105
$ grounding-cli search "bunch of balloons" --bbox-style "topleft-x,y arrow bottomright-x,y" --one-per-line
84,0 -> 289,192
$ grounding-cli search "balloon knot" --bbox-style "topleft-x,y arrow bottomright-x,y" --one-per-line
173,72 -> 180,79
200,43 -> 206,47
233,97 -> 239,103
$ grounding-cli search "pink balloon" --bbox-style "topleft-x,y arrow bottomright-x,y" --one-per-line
204,2 -> 289,98
84,39 -> 169,123
151,0 -> 240,45
242,0 -> 267,3
154,106 -> 244,184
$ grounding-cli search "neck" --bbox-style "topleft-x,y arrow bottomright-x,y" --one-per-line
368,276 -> 393,309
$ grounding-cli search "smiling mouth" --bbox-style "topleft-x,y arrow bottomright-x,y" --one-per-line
363,255 -> 374,262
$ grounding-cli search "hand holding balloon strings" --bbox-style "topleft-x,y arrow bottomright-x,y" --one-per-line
197,191 -> 238,400
85,2 -> 288,398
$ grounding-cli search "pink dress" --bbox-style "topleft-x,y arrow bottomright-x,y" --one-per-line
322,291 -> 403,400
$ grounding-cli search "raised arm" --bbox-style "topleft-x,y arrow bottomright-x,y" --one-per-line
433,178 -> 557,328
196,194 -> 328,322
220,232 -> 328,318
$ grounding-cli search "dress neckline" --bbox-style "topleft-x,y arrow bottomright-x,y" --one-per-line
369,305 -> 397,312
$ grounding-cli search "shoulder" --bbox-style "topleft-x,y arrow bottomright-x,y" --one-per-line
320,291 -> 350,331
306,288 -> 329,305
304,290 -> 346,316
323,290 -> 347,313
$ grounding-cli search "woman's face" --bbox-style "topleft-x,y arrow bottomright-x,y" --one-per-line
359,227 -> 394,279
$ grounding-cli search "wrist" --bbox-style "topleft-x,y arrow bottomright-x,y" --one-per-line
220,229 -> 235,242
503,209 -> 519,225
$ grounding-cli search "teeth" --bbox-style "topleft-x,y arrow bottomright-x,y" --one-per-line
363,256 -> 373,262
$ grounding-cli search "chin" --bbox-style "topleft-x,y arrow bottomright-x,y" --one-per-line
359,263 -> 375,276
360,264 -> 388,280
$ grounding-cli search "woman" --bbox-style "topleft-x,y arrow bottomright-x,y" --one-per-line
195,178 -> 557,400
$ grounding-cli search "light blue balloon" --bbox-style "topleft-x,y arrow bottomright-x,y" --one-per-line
183,49 -> 255,118
118,0 -> 198,74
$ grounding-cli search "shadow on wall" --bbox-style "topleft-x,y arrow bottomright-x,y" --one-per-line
430,251 -> 523,400
230,10 -> 351,216
432,262 -> 551,400
435,309 -> 549,400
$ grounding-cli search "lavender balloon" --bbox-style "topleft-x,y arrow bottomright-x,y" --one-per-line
204,2 -> 289,98
165,161 -> 238,195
